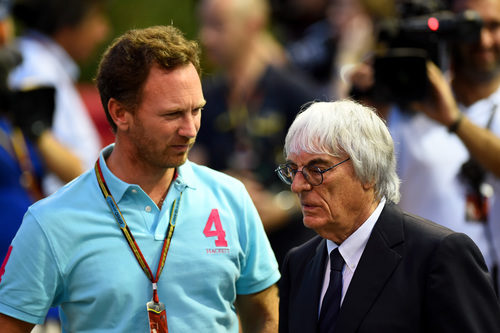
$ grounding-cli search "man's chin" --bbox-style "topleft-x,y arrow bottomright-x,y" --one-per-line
175,155 -> 189,167
163,153 -> 189,169
302,216 -> 324,230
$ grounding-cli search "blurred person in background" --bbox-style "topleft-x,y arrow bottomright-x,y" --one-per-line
270,0 -> 378,99
0,0 -> 85,332
325,0 -> 377,99
349,0 -> 500,293
270,0 -> 335,95
8,0 -> 110,194
194,0 -> 320,267
0,0 -> 82,263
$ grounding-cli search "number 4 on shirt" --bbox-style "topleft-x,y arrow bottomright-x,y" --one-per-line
203,209 -> 228,247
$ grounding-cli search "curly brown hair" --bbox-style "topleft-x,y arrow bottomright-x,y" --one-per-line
95,25 -> 201,132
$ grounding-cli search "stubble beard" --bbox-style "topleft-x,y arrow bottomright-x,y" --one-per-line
129,123 -> 194,171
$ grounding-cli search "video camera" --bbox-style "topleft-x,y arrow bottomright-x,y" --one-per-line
0,45 -> 55,141
372,0 -> 483,107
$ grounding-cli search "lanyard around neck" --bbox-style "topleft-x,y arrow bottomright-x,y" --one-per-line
94,159 -> 182,302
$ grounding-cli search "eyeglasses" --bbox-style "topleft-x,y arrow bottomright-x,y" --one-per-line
275,158 -> 350,186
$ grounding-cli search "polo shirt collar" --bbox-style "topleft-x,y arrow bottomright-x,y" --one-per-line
175,159 -> 197,191
96,144 -> 196,202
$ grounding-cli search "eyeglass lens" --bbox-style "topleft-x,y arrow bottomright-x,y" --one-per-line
280,166 -> 322,185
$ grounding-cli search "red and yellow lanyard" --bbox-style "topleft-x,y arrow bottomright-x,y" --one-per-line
95,159 -> 181,302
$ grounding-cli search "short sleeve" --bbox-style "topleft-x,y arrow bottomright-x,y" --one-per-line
235,188 -> 280,295
0,209 -> 63,324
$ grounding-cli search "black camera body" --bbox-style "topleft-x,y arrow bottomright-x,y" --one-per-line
0,45 -> 55,141
373,3 -> 482,107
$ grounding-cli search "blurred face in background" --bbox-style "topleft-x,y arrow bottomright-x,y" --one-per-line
198,0 -> 253,67
453,0 -> 500,81
56,4 -> 110,62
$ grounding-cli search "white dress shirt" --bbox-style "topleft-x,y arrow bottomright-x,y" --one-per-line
319,197 -> 386,313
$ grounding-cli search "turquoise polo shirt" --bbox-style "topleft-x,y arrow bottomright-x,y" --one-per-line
0,145 -> 280,332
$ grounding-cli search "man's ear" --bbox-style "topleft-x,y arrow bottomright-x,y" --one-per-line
108,98 -> 131,131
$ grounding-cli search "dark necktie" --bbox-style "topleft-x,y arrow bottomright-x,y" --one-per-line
318,248 -> 345,333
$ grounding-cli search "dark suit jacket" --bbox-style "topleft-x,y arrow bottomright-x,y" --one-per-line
279,203 -> 500,333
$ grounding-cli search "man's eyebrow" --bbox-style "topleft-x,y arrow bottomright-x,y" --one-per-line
285,158 -> 330,166
308,158 -> 330,165
166,101 -> 206,113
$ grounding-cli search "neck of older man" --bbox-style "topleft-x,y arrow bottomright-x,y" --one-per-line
326,195 -> 380,245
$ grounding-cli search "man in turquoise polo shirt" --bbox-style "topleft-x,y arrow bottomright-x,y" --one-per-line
0,25 -> 280,332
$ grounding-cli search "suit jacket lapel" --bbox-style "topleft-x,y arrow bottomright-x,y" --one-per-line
335,203 -> 404,332
291,238 -> 328,332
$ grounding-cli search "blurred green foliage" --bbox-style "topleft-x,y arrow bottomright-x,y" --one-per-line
80,0 -> 200,82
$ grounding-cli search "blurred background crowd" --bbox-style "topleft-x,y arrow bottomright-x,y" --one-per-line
1,0 -> 500,331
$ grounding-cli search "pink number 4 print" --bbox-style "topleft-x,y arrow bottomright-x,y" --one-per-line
203,209 -> 228,247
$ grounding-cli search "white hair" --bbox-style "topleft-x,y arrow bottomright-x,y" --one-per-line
284,99 -> 400,203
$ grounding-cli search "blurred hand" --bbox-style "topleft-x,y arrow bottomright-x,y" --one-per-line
411,61 -> 461,127
348,62 -> 374,92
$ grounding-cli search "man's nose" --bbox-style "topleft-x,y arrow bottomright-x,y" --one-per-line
291,171 -> 312,193
179,114 -> 198,138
